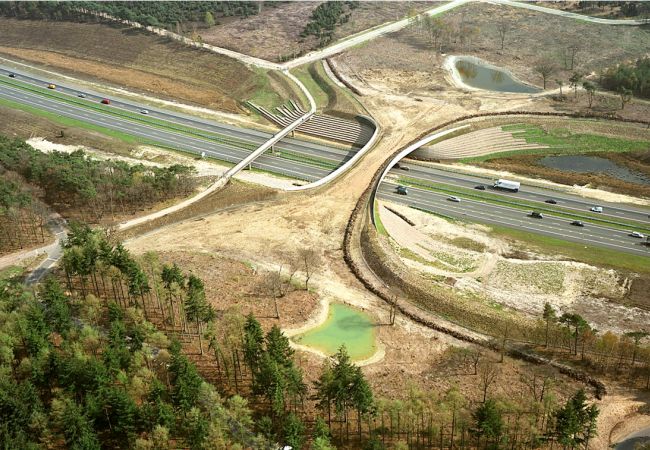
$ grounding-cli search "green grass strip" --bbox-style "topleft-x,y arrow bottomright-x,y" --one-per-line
397,176 -> 650,234
488,223 -> 650,274
373,199 -> 387,236
274,149 -> 338,170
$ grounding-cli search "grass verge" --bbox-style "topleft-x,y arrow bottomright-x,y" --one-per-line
374,200 -> 387,236
489,224 -> 650,274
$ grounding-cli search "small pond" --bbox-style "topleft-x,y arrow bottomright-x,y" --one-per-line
454,57 -> 541,94
540,155 -> 650,185
616,427 -> 650,450
293,303 -> 376,361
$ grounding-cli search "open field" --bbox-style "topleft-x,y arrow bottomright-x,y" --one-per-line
199,2 -> 432,62
0,19 -> 292,113
337,2 -> 650,105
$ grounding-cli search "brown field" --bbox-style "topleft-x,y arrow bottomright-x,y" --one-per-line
0,19 -> 290,113
199,2 -> 432,62
338,2 -> 650,96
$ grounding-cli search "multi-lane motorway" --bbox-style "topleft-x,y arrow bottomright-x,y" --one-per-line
0,66 -> 359,182
378,162 -> 650,256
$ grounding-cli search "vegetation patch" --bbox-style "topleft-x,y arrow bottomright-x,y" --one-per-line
491,260 -> 566,295
487,223 -> 650,274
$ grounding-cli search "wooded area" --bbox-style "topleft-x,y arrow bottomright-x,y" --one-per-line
0,1 -> 261,27
0,170 -> 49,254
0,136 -> 198,223
8,223 -> 600,449
602,57 -> 650,99
301,1 -> 359,47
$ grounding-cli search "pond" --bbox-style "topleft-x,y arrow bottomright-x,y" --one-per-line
452,56 -> 541,94
292,303 -> 376,361
616,427 -> 650,450
539,155 -> 650,185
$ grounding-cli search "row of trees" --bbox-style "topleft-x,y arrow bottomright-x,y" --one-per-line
0,136 -> 198,222
0,1 -> 261,27
537,303 -> 650,386
301,1 -> 359,47
0,171 -> 49,254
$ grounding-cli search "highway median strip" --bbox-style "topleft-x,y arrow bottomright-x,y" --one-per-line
396,176 -> 650,234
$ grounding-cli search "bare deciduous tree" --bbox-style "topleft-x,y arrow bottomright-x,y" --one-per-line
298,248 -> 320,291
497,17 -> 510,50
534,58 -> 557,90
478,360 -> 500,402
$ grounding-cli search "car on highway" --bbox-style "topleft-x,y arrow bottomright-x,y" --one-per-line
545,199 -> 557,204
394,163 -> 401,169
8,73 -> 15,78
77,93 -> 86,98
396,185 -> 408,195
590,206 -> 603,213
630,231 -> 645,239
530,211 -> 544,219
47,84 -> 56,89
100,98 -> 111,105
447,196 -> 461,203
474,185 -> 486,190
140,109 -> 149,115
571,220 -> 584,227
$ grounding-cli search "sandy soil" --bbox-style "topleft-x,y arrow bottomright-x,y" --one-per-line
379,200 -> 650,334
594,388 -> 650,449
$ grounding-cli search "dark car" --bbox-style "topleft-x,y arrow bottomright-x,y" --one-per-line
545,199 -> 557,204
530,211 -> 544,219
394,163 -> 401,169
474,185 -> 486,190
100,98 -> 111,105
8,73 -> 15,78
571,221 -> 584,227
396,185 -> 408,195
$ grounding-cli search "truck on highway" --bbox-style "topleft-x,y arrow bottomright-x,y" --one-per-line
493,179 -> 520,192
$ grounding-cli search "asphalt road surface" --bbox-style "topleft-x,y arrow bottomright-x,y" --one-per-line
378,181 -> 650,257
0,67 -> 359,182
393,162 -> 650,224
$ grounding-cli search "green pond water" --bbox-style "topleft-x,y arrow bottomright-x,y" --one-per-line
293,303 -> 376,361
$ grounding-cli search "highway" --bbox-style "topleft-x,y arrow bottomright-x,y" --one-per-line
378,181 -> 650,257
393,162 -> 650,224
0,66 -> 360,182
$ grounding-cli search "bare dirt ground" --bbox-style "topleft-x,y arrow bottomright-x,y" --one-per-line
200,2 -> 432,62
0,19 -> 290,113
